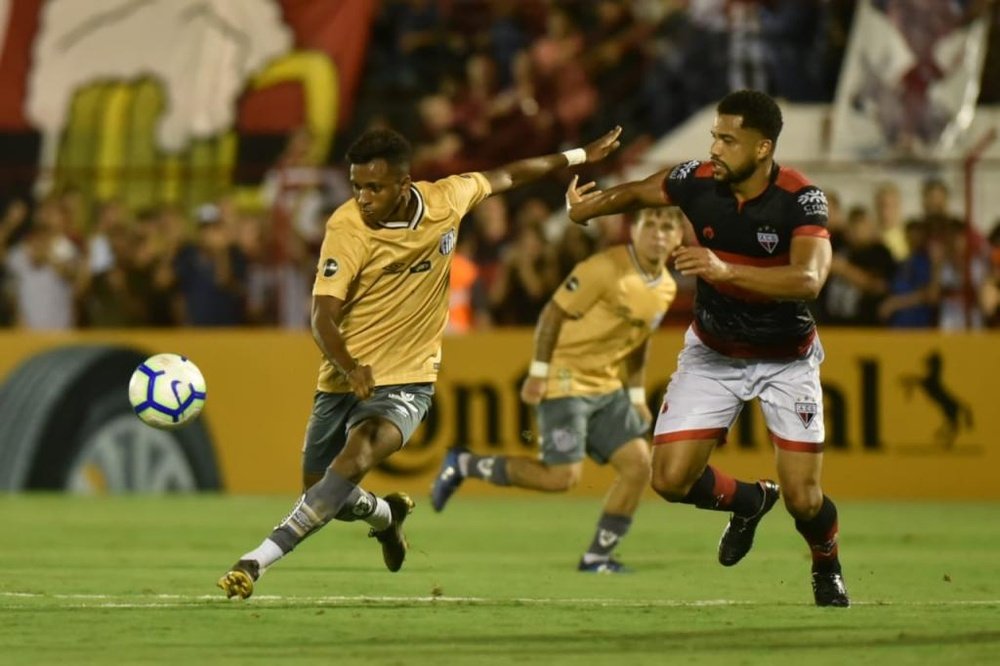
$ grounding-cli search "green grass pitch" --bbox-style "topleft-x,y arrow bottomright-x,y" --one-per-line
1,495 -> 998,665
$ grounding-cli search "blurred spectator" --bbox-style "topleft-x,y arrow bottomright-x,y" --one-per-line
935,218 -> 988,330
878,220 -> 939,327
728,1 -> 767,92
260,128 -> 328,328
86,199 -> 130,277
582,0 -> 651,136
469,195 -> 511,289
0,198 -> 30,326
489,222 -> 558,325
759,0 -> 825,101
132,208 -> 179,326
485,0 -> 531,88
640,6 -> 728,136
170,204 -> 248,327
873,182 -> 908,261
4,197 -> 81,329
57,185 -> 90,244
979,220 -> 1000,326
918,177 -> 963,229
79,218 -> 164,327
819,205 -> 896,325
529,5 -> 597,143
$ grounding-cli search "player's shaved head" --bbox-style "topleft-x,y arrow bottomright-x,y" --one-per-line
346,129 -> 412,174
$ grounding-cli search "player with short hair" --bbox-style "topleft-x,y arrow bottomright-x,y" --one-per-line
564,90 -> 849,606
217,126 -> 622,599
431,205 -> 685,572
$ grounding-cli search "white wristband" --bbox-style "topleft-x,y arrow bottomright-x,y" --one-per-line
561,148 -> 586,166
628,387 -> 646,404
528,361 -> 550,378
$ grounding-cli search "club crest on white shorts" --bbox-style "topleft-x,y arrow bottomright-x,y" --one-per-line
795,399 -> 819,428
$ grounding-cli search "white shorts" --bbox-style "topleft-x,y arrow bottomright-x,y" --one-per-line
653,326 -> 825,452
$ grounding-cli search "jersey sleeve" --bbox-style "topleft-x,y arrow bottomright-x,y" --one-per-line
661,160 -> 706,208
552,253 -> 616,318
434,172 -> 492,217
312,213 -> 368,299
790,185 -> 831,239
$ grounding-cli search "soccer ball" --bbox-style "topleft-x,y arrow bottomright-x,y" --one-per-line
128,353 -> 207,429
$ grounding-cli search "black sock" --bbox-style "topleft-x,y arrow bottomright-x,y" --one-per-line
461,452 -> 510,486
583,513 -> 632,562
672,465 -> 763,515
795,496 -> 841,575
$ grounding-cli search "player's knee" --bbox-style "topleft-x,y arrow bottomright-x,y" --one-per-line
650,464 -> 696,501
616,447 -> 652,488
364,418 -> 403,450
545,464 -> 582,492
782,485 -> 823,520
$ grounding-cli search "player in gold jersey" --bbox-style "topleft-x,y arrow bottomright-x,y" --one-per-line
217,127 -> 622,599
430,202 -> 684,572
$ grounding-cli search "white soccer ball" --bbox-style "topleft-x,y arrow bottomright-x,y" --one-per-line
128,353 -> 207,430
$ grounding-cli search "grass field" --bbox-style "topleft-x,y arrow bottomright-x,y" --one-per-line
1,494 -> 998,665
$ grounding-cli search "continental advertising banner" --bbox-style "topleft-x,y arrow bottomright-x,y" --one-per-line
0,329 -> 997,499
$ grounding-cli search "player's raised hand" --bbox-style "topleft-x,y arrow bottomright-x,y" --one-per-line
582,126 -> 622,163
520,376 -> 547,406
347,362 -> 375,400
671,246 -> 733,283
565,175 -> 603,212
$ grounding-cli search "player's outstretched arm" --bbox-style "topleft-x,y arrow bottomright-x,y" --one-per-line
623,338 -> 652,424
566,167 -> 672,225
311,295 -> 375,400
520,301 -> 570,406
481,126 -> 622,196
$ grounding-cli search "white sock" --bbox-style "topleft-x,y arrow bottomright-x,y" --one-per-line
581,553 -> 611,565
363,496 -> 392,531
241,538 -> 284,569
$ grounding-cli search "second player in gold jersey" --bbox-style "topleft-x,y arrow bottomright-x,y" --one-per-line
431,204 -> 685,572
546,242 -> 678,398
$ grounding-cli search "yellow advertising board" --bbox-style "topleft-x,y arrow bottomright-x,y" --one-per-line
0,329 -> 996,499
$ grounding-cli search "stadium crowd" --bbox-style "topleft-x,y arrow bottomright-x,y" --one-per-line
1,0 -> 999,330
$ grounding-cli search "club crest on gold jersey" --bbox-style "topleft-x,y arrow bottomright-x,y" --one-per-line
439,228 -> 456,255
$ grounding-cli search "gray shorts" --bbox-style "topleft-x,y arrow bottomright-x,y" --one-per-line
536,389 -> 649,465
301,383 -> 434,474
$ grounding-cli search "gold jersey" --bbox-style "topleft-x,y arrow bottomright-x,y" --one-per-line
312,172 -> 492,392
548,244 -> 676,398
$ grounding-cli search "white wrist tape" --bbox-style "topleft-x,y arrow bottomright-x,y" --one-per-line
561,148 -> 586,166
628,387 -> 646,404
528,361 -> 550,378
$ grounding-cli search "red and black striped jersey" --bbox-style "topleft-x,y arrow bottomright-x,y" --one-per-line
662,160 -> 830,359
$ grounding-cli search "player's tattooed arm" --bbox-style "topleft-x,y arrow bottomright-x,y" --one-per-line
566,168 -> 672,224
482,126 -> 622,195
520,301 -> 569,406
311,295 -> 375,400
